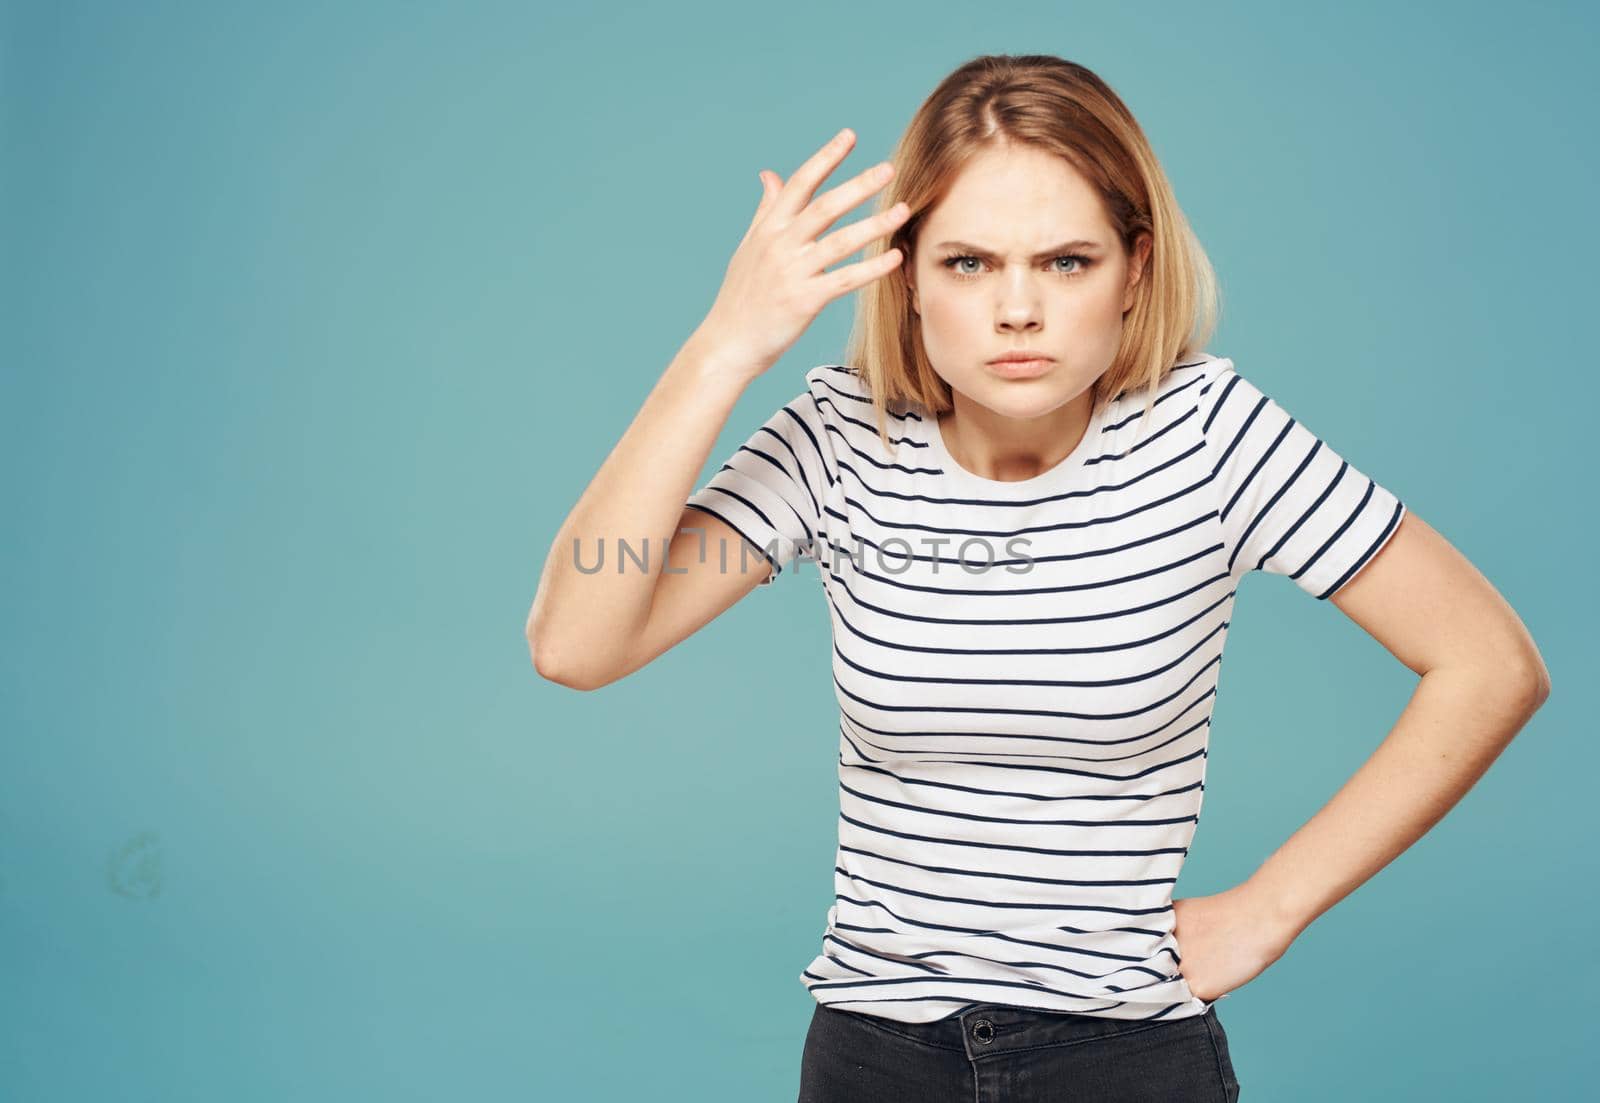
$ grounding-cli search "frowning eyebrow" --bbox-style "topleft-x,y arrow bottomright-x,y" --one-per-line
934,239 -> 1105,257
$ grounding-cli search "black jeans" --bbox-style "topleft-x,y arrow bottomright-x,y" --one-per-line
798,1001 -> 1241,1102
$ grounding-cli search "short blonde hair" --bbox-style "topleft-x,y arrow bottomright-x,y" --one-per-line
844,53 -> 1221,451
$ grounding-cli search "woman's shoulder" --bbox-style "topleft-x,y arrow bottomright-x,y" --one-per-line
1170,350 -> 1234,392
800,363 -> 926,460
1102,352 -> 1232,425
803,362 -> 870,401
802,362 -> 916,421
1132,352 -> 1249,430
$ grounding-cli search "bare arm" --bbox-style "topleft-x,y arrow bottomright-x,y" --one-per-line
524,126 -> 910,690
524,334 -> 765,690
1243,510 -> 1552,940
1173,511 -> 1552,1004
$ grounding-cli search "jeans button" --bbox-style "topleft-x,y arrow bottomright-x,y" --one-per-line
971,1018 -> 995,1044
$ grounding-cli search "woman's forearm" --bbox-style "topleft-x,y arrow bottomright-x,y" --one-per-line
525,329 -> 757,687
1241,660 -> 1550,941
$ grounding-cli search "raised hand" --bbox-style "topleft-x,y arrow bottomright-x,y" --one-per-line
697,127 -> 911,380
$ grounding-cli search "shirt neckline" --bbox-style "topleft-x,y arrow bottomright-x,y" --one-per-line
922,393 -> 1110,498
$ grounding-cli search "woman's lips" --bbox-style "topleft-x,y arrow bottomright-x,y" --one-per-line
986,357 -> 1054,380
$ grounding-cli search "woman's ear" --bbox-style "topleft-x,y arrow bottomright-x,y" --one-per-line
1121,232 -> 1153,314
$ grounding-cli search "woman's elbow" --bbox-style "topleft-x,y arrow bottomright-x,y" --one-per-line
1496,641 -> 1552,714
1518,656 -> 1552,710
528,630 -> 611,692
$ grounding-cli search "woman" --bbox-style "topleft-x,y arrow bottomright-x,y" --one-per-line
526,54 -> 1550,1102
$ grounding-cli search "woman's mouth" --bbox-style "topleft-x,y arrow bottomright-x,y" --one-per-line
986,357 -> 1054,380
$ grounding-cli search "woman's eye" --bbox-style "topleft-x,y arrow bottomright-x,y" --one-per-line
940,255 -> 1091,279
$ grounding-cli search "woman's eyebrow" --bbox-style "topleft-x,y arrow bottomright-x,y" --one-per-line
934,239 -> 1105,257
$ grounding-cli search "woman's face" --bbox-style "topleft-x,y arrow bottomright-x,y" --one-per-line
907,144 -> 1151,425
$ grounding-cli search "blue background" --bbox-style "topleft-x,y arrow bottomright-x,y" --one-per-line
4,1 -> 1593,1099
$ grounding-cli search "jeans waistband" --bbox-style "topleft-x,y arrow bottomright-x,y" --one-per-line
832,1001 -> 1210,1063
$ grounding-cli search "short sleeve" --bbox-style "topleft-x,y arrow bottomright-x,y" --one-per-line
1198,360 -> 1406,600
683,382 -> 831,587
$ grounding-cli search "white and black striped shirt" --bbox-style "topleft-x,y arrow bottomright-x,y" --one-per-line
684,353 -> 1405,1024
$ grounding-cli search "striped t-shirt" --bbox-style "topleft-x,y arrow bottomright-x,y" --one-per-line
683,353 -> 1405,1024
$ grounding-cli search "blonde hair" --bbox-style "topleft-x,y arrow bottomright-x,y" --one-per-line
844,54 -> 1221,451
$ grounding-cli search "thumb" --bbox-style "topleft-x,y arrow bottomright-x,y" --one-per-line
755,169 -> 779,215
740,170 -> 776,243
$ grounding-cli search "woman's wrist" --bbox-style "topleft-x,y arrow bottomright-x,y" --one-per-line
677,324 -> 773,390
1235,875 -> 1314,948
